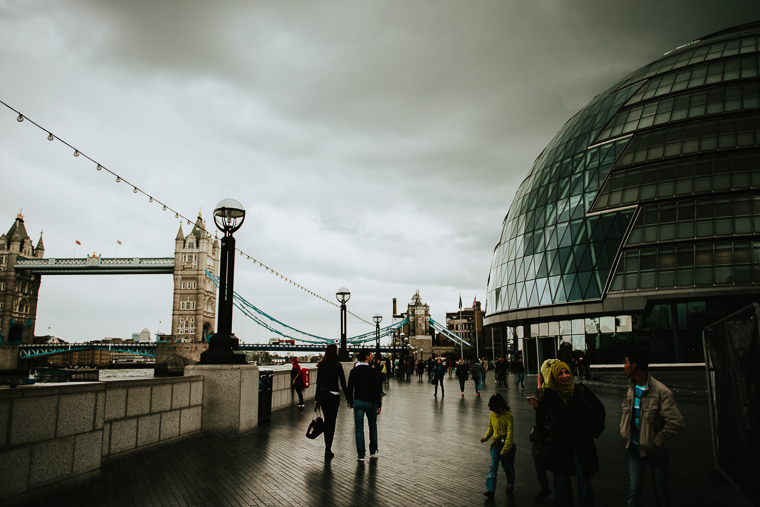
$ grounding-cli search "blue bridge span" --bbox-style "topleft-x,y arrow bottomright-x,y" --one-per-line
18,342 -> 402,359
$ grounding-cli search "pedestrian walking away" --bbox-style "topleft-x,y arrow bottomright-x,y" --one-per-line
514,357 -> 526,389
433,358 -> 446,397
290,357 -> 305,407
315,344 -> 348,460
374,356 -> 386,396
456,359 -> 469,397
535,361 -> 601,507
529,359 -> 560,503
416,359 -> 425,381
621,349 -> 685,507
471,359 -> 484,396
346,348 -> 383,462
481,393 -> 516,497
495,357 -> 509,389
482,357 -> 489,383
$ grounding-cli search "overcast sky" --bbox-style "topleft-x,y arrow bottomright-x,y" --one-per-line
1,1 -> 759,344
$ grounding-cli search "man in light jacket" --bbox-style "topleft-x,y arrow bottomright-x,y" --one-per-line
621,349 -> 685,507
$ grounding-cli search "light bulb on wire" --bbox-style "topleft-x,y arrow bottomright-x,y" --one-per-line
74,150 -> 79,157
16,115 -> 23,122
133,187 -> 138,194
96,164 -> 102,171
47,133 -> 54,141
115,176 -> 121,183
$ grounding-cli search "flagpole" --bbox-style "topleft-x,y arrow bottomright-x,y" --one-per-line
459,292 -> 463,359
474,296 -> 479,360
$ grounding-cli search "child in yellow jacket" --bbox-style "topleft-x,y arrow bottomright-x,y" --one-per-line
481,393 -> 516,497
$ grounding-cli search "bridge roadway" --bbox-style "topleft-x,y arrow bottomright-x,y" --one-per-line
18,343 -> 399,359
14,374 -> 745,507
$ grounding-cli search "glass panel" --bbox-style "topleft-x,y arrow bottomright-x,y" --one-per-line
616,316 -> 633,333
599,316 -> 615,333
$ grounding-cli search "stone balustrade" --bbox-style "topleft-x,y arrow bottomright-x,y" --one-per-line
0,376 -> 202,505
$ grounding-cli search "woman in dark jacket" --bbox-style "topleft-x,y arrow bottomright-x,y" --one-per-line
456,359 -> 469,396
290,357 -> 305,407
315,344 -> 348,460
535,361 -> 598,507
433,358 -> 446,397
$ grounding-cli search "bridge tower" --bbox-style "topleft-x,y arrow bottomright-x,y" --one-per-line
171,213 -> 220,343
0,211 -> 44,344
407,290 -> 433,360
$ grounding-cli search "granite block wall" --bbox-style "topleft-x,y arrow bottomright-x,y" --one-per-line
0,376 -> 202,505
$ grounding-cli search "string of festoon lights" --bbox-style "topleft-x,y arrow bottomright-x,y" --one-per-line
1,99 -> 374,327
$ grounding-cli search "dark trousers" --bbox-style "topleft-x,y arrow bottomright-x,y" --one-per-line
320,392 -> 341,453
434,378 -> 444,396
293,386 -> 303,405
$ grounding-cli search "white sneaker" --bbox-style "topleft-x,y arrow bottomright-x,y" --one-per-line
370,453 -> 378,459
358,457 -> 365,462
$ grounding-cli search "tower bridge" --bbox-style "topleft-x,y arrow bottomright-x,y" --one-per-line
0,210 -> 470,371
0,210 -> 219,346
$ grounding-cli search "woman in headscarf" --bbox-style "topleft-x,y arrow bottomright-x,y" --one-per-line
529,359 -> 559,502
290,357 -> 305,407
534,361 -> 599,507
315,344 -> 348,460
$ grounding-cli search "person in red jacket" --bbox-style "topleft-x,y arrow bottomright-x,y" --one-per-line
291,357 -> 305,407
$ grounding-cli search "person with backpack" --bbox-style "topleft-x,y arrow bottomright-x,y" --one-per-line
290,357 -> 305,407
621,349 -> 684,507
535,361 -> 602,507
480,393 -> 516,497
470,359 -> 484,396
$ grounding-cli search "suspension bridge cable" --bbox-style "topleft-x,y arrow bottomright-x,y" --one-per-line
207,271 -> 406,344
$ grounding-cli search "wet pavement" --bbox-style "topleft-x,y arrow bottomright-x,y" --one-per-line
16,372 -> 745,506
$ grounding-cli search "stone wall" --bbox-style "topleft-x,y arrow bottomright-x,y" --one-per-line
0,344 -> 19,371
0,376 -> 202,505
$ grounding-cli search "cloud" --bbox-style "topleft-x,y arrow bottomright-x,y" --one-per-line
2,0 -> 760,341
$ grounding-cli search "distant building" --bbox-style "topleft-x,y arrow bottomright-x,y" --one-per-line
131,327 -> 151,342
48,348 -> 110,368
0,211 -> 44,344
485,21 -> 760,373
446,300 -> 499,358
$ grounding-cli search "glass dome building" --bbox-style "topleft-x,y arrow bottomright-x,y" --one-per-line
484,21 -> 760,372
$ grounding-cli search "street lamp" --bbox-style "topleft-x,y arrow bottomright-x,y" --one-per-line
199,199 -> 247,364
337,287 -> 351,361
403,336 -> 409,359
373,313 -> 382,358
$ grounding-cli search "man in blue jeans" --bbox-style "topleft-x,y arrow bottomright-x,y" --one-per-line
621,350 -> 685,507
347,348 -> 383,462
514,357 -> 525,389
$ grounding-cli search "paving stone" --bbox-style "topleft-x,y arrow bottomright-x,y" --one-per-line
11,375 -> 747,507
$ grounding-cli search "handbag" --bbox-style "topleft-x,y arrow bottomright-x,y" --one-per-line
306,407 -> 325,439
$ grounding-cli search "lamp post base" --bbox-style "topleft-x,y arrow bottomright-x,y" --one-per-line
199,334 -> 247,365
338,348 -> 350,362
